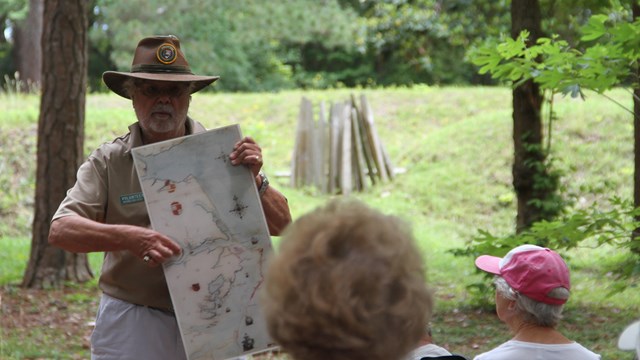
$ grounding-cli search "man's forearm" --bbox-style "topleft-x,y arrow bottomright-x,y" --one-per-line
48,215 -> 135,253
260,187 -> 292,236
49,215 -> 184,263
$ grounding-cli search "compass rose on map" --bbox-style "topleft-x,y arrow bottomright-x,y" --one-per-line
215,149 -> 230,164
229,195 -> 249,219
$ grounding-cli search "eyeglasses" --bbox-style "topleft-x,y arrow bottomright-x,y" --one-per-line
136,83 -> 189,98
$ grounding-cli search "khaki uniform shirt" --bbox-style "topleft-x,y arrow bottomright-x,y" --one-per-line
52,118 -> 205,310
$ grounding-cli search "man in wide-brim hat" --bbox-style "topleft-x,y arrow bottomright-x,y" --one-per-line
48,35 -> 292,360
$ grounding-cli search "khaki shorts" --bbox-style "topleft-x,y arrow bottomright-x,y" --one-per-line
90,293 -> 186,360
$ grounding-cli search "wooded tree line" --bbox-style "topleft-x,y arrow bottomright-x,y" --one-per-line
7,0 -> 640,289
0,0 -> 604,93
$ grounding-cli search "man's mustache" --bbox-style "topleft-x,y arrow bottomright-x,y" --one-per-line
151,105 -> 175,116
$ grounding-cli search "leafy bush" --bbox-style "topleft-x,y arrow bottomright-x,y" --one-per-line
452,196 -> 640,304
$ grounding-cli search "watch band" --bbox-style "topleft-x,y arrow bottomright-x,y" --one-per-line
258,172 -> 269,196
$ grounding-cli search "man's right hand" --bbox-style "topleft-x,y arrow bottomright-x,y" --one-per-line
128,226 -> 182,266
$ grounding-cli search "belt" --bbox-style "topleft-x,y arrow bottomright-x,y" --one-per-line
101,292 -> 175,315
137,303 -> 175,315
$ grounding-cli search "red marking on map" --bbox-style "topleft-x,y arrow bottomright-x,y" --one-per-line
164,179 -> 177,193
171,201 -> 183,215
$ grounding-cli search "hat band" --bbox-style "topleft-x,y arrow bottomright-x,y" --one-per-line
131,64 -> 193,74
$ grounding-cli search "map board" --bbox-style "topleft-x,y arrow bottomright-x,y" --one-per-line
131,125 -> 275,360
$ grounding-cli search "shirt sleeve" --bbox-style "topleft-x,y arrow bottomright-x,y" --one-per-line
51,149 -> 108,223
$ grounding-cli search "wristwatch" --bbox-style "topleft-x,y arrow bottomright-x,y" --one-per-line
258,172 -> 269,196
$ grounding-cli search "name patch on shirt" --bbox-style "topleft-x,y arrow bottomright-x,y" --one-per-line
120,192 -> 145,205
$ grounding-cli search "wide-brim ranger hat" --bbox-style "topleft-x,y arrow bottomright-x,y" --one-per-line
103,35 -> 219,99
475,244 -> 571,305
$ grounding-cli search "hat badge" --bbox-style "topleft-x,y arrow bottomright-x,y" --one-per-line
156,43 -> 177,65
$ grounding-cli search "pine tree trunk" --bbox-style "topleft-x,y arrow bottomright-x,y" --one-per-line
12,0 -> 43,91
22,0 -> 92,288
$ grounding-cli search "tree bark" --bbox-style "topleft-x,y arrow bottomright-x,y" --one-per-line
22,0 -> 92,288
511,0 -> 547,233
12,0 -> 43,91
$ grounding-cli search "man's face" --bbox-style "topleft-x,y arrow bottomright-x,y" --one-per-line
132,80 -> 191,143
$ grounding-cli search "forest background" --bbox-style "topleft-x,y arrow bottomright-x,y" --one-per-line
1,0 -> 640,359
3,0 -> 512,92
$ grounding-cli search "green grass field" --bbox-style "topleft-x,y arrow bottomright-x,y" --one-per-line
1,86 -> 638,359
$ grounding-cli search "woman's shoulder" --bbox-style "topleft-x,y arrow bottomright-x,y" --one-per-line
473,340 -> 600,360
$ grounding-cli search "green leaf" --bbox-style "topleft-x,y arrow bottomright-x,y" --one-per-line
581,14 -> 609,42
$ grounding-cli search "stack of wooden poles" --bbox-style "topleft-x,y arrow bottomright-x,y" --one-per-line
290,94 -> 394,195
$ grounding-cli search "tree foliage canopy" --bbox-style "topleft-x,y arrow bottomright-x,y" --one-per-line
90,0 -> 359,92
2,0 -> 513,91
4,0 -> 635,92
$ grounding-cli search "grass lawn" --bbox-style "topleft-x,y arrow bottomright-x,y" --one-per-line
1,86 -> 638,359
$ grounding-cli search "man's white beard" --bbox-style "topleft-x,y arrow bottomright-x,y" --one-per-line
140,104 -> 189,134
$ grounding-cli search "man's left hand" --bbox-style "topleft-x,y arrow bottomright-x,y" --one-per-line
230,136 -> 263,177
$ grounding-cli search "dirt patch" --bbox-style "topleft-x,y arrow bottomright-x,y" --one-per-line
0,284 -> 506,359
1,285 -> 100,359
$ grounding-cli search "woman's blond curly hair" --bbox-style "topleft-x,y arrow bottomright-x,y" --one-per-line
261,199 -> 433,360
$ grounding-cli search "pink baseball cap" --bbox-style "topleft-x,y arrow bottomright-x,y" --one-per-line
475,244 -> 571,305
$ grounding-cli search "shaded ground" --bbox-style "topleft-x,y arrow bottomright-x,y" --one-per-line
1,285 -> 99,359
1,284 -> 635,359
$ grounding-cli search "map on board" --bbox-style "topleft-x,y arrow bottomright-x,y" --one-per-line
131,125 -> 276,360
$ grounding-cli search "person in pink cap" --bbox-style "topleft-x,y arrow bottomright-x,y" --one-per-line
473,244 -> 600,360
